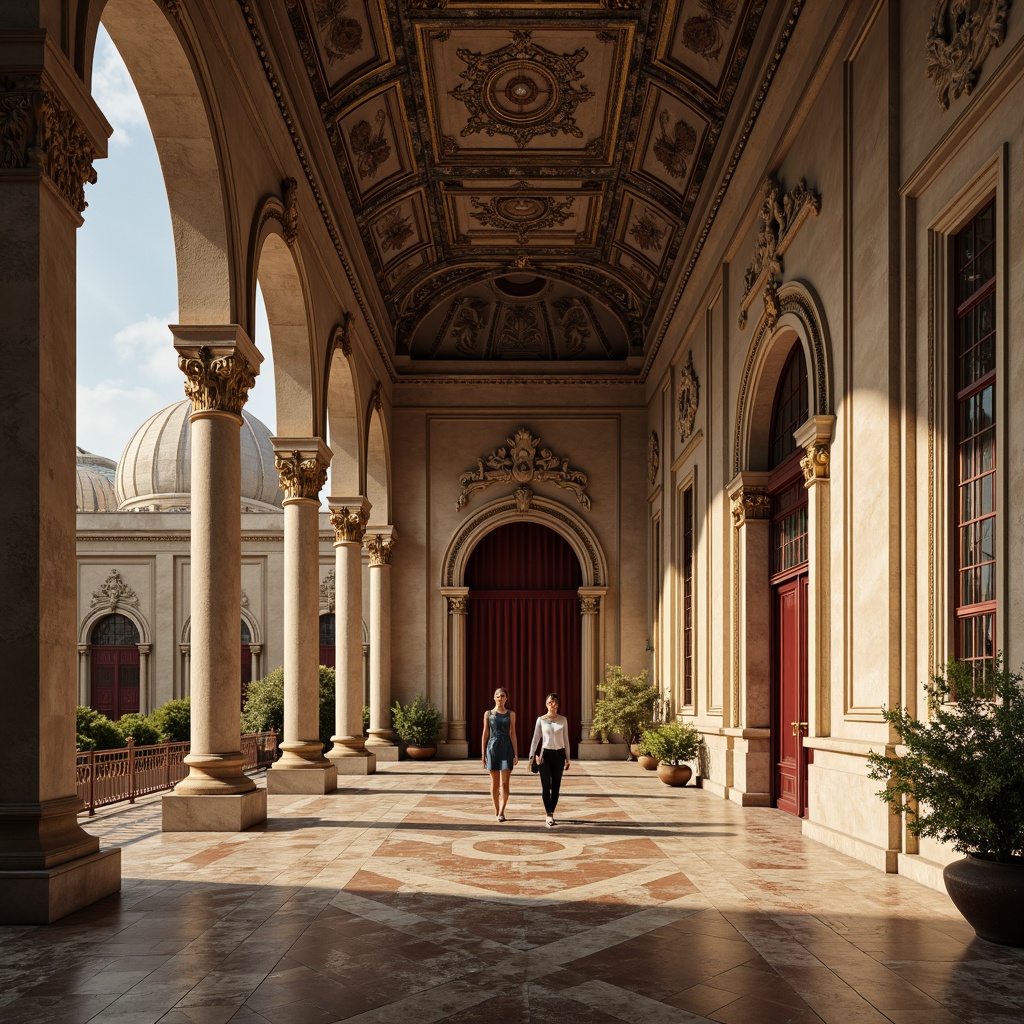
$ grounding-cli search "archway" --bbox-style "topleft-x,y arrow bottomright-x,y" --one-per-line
465,522 -> 583,758
89,613 -> 141,720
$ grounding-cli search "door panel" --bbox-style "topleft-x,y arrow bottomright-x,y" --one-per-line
773,575 -> 808,816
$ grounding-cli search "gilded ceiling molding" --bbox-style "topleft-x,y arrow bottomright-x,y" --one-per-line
275,448 -> 329,500
366,534 -> 396,566
648,431 -> 660,485
90,570 -> 139,612
738,174 -> 821,329
329,504 -> 369,543
0,77 -> 98,214
457,427 -> 591,511
925,0 -> 1011,111
178,346 -> 257,416
677,351 -> 700,444
319,569 -> 335,612
730,488 -> 770,526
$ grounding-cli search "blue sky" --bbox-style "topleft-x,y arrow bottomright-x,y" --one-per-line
77,27 -> 275,463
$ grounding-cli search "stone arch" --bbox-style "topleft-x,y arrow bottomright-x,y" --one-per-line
80,605 -> 151,647
733,280 -> 833,476
249,200 -> 318,437
181,610 -> 262,646
324,320 -> 361,496
88,0 -> 234,324
366,389 -> 390,524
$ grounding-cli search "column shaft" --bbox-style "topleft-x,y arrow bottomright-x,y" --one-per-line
366,531 -> 397,759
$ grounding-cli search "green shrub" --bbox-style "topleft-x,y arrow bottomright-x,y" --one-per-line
116,712 -> 161,746
390,695 -> 443,746
76,706 -> 123,751
151,697 -> 191,742
363,704 -> 370,737
591,665 -> 660,746
641,721 -> 700,765
241,665 -> 336,749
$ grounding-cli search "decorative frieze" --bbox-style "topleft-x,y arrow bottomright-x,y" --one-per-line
738,175 -> 821,329
677,351 -> 700,444
329,505 -> 369,543
275,449 -> 329,500
730,489 -> 770,526
0,76 -> 98,213
366,534 -> 396,567
457,426 -> 590,511
178,346 -> 257,415
926,0 -> 1011,111
90,569 -> 139,612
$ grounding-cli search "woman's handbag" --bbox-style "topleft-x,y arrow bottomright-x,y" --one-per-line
530,755 -> 540,774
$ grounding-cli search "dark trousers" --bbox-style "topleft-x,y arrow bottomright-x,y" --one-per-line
538,748 -> 566,815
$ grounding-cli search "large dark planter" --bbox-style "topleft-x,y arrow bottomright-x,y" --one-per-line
943,854 -> 1024,946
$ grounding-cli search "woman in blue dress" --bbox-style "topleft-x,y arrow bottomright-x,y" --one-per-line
481,687 -> 518,821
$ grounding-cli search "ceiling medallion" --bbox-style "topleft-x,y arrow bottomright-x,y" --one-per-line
450,31 -> 594,148
470,193 -> 576,243
925,0 -> 1011,111
457,427 -> 591,511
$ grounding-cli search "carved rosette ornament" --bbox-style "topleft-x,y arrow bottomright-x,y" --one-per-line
366,534 -> 396,567
457,427 -> 591,511
730,489 -> 771,526
329,505 -> 369,543
926,0 -> 1011,111
738,175 -> 821,329
319,569 -> 336,612
648,431 -> 660,485
90,569 -> 139,611
178,347 -> 257,415
800,441 -> 830,485
0,77 -> 98,213
677,351 -> 700,444
275,450 -> 329,500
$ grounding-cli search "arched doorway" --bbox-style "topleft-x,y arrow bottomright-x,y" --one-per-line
769,344 -> 810,817
465,522 -> 582,758
90,613 -> 141,721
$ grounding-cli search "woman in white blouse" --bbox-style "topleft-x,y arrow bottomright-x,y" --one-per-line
528,693 -> 571,826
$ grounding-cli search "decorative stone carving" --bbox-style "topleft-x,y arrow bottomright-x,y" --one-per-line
457,427 -> 591,511
447,595 -> 468,614
449,297 -> 490,355
579,595 -> 601,615
349,109 -> 391,180
450,31 -> 594,149
654,111 -> 697,180
366,534 -> 395,566
275,450 -> 329,500
0,77 -> 98,213
648,431 -> 660,485
926,0 -> 1011,111
470,192 -> 576,243
329,505 -> 369,543
514,486 -> 534,514
553,296 -> 591,356
282,177 -> 299,246
310,0 -> 363,63
371,381 -> 383,412
320,569 -> 336,612
730,489 -> 770,526
241,590 -> 250,608
800,440 -> 830,484
738,175 -> 821,329
178,346 -> 257,415
90,569 -> 139,611
333,313 -> 353,358
682,0 -> 739,62
677,351 -> 700,444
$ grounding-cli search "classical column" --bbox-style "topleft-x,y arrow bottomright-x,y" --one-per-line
439,589 -> 469,759
162,327 -> 267,831
78,645 -> 90,706
326,499 -> 375,775
0,36 -> 121,922
577,587 -> 608,758
250,643 -> 262,682
724,472 -> 773,808
365,529 -> 398,760
138,643 -> 152,714
266,441 -> 338,794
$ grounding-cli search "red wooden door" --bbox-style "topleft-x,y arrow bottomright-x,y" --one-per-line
319,613 -> 336,668
773,575 -> 808,816
90,646 -> 140,720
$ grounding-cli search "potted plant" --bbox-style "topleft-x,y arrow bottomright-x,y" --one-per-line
391,695 -> 443,760
635,730 -> 660,771
867,658 -> 1024,946
591,665 -> 660,759
643,721 -> 701,787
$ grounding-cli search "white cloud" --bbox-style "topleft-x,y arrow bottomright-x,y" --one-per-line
91,29 -> 150,150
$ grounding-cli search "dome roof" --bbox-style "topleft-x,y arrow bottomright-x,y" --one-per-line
115,400 -> 284,511
76,465 -> 118,512
76,446 -> 117,475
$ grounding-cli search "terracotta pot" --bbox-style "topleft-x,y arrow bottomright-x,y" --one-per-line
943,854 -> 1024,946
656,763 -> 692,787
637,754 -> 660,771
405,744 -> 437,760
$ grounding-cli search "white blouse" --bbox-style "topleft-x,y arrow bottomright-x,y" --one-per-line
530,715 -> 569,755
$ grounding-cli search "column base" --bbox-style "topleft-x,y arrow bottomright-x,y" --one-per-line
438,741 -> 468,759
365,733 -> 399,761
727,788 -> 772,807
266,763 -> 339,794
577,740 -> 628,760
326,751 -> 376,775
0,848 -> 121,924
162,788 -> 267,831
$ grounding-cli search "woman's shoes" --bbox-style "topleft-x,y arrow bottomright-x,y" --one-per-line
546,816 -> 555,827
497,814 -> 506,822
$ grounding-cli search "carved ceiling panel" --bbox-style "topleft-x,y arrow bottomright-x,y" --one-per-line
285,0 -> 774,371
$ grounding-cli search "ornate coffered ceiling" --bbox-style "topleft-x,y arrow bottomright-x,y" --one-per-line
284,0 -> 774,371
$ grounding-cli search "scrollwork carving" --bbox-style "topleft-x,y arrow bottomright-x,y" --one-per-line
925,0 -> 1011,111
800,440 -> 830,484
178,346 -> 257,415
329,505 -> 369,543
677,351 -> 700,444
730,489 -> 770,526
90,569 -> 139,611
275,449 -> 328,500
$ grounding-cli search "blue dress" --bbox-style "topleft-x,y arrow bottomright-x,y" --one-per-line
485,711 -> 515,770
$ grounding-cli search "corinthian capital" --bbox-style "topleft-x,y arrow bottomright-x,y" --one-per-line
366,533 -> 396,566
730,489 -> 770,526
794,415 -> 836,488
172,327 -> 262,416
273,439 -> 331,500
329,504 -> 369,543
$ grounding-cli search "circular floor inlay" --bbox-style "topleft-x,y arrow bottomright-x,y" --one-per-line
452,835 -> 585,861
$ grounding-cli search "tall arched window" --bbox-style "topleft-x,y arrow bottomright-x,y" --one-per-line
319,613 -> 336,668
90,613 -> 141,721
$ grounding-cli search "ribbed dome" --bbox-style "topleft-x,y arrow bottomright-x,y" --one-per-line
115,400 -> 283,511
76,465 -> 118,512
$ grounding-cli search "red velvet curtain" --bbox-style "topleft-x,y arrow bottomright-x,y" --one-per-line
466,523 -> 582,757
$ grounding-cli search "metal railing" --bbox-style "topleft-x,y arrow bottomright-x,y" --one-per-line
76,732 -> 278,816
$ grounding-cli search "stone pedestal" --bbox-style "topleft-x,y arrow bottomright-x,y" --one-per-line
162,789 -> 268,832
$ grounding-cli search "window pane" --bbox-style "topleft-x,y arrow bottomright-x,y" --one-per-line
980,474 -> 993,515
980,563 -> 994,603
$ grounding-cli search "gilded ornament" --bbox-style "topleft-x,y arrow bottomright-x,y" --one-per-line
329,505 -> 369,543
447,595 -> 469,614
366,534 -> 396,566
677,351 -> 699,444
648,431 -> 660,485
800,440 -> 830,484
275,450 -> 329,500
925,0 -> 1010,111
579,596 -> 601,615
178,347 -> 256,415
730,489 -> 770,525
457,427 -> 591,511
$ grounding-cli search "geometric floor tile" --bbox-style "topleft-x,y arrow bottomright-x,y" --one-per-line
1,762 -> 1021,1023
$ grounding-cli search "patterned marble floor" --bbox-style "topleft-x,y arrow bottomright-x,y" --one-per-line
1,762 -> 1021,1024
